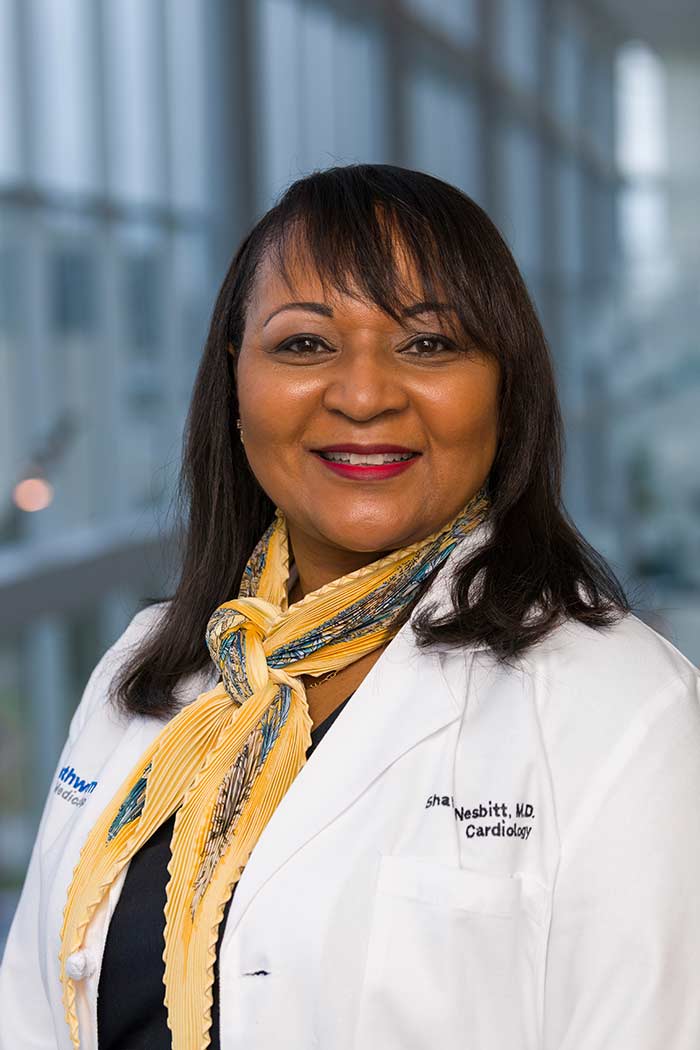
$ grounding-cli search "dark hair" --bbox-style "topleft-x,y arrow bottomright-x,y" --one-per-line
111,163 -> 636,718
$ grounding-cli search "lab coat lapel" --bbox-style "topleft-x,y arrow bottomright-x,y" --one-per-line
226,598 -> 466,935
45,669 -> 216,951
45,713 -> 168,948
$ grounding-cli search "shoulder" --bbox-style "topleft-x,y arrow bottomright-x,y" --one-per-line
523,610 -> 698,720
519,612 -> 699,834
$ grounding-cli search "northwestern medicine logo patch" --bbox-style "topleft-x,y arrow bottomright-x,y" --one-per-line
54,765 -> 98,807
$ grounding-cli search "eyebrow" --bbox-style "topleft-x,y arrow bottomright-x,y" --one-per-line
262,300 -> 455,328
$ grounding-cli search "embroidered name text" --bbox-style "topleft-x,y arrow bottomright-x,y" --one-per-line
425,793 -> 536,840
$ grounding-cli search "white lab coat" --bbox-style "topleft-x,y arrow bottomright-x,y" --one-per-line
1,553 -> 699,1050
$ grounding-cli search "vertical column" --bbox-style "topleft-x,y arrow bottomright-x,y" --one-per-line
380,0 -> 409,166
88,0 -> 125,523
22,615 -> 70,820
206,0 -> 259,265
93,231 -> 128,520
479,0 -> 503,221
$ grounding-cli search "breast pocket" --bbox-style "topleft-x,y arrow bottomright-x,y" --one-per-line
353,855 -> 547,1050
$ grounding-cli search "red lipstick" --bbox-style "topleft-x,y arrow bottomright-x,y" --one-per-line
314,443 -> 418,454
311,450 -> 420,480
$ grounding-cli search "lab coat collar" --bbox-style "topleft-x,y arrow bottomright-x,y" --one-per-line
225,515 -> 492,934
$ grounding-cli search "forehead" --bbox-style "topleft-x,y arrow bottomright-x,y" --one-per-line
247,231 -> 441,322
250,249 -> 327,302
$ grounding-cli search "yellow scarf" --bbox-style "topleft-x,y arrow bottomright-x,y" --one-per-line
59,487 -> 491,1048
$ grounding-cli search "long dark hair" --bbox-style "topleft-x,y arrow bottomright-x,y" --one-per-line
111,163 -> 635,718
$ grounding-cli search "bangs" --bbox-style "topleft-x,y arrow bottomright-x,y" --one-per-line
250,166 -> 502,358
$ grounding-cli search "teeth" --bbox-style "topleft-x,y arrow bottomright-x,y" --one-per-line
320,452 -> 415,465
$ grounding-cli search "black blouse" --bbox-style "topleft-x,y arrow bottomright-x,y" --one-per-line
97,692 -> 353,1049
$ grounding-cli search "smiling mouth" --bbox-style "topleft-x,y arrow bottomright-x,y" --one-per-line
316,451 -> 418,465
311,450 -> 420,479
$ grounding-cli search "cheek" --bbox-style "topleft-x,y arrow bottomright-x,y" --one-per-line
430,383 -> 499,452
236,366 -> 307,495
236,355 -> 316,441
236,361 -> 289,440
236,355 -> 270,410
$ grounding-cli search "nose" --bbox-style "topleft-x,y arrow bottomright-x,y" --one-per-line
320,346 -> 409,421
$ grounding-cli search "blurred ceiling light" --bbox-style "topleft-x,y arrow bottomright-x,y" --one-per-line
13,477 -> 54,512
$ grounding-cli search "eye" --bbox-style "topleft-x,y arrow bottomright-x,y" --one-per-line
273,333 -> 460,357
404,335 -> 456,355
274,335 -> 331,355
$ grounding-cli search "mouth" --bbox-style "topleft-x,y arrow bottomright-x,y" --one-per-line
311,450 -> 421,480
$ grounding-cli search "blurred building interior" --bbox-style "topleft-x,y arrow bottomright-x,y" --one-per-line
1,0 -> 699,944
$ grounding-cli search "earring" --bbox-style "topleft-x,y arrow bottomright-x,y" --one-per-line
236,418 -> 244,442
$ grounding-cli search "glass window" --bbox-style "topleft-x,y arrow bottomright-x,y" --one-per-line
46,244 -> 100,527
588,174 -> 615,273
27,0 -> 101,192
588,49 -> 615,162
257,0 -> 303,207
173,231 -> 213,392
256,0 -> 387,208
123,252 -> 164,355
328,16 -> 386,165
551,7 -> 583,129
118,243 -> 166,511
498,119 -> 542,277
615,41 -> 668,178
556,153 -> 584,280
102,0 -> 167,202
0,631 -> 28,890
299,4 -> 336,170
164,0 -> 208,210
615,41 -> 670,300
50,249 -> 97,337
0,239 -> 20,336
0,240 -> 21,544
493,0 -> 542,96
618,184 -> 670,263
404,0 -> 480,45
66,608 -> 103,715
0,0 -> 22,182
407,67 -> 481,199
20,617 -> 72,814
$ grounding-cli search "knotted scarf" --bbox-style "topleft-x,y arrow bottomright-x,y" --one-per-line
59,485 -> 491,1048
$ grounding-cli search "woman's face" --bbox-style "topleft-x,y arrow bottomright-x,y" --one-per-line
234,247 -> 501,569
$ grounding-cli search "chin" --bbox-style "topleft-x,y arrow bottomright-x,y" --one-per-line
321,522 -> 418,554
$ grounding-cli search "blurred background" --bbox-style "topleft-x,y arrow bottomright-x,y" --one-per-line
1,0 -> 698,946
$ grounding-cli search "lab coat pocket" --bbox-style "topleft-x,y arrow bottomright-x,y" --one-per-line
353,855 -> 544,1050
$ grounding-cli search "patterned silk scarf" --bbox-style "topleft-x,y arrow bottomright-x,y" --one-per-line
59,486 -> 491,1049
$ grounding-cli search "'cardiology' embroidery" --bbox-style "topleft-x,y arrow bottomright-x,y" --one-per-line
425,794 -> 536,840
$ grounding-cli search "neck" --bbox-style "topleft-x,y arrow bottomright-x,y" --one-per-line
286,528 -> 399,606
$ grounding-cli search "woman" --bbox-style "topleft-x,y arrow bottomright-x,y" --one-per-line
1,164 -> 698,1050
